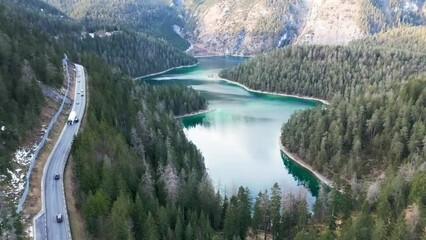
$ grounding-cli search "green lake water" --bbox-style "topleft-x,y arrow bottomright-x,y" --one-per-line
145,56 -> 324,206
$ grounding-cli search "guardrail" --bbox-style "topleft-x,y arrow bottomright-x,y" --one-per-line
16,54 -> 71,213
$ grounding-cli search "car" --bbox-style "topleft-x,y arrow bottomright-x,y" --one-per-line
81,93 -> 84,97
56,214 -> 63,223
76,101 -> 80,105
54,174 -> 60,180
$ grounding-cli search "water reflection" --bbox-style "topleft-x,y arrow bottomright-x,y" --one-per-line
281,153 -> 320,196
144,57 -> 324,208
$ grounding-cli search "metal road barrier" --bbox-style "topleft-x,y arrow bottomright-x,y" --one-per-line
16,54 -> 70,213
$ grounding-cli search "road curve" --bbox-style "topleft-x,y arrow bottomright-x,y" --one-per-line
34,63 -> 87,240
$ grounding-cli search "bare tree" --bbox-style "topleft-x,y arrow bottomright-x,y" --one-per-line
366,181 -> 380,205
160,163 -> 180,204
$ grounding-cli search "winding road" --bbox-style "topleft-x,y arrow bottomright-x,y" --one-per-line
34,63 -> 87,240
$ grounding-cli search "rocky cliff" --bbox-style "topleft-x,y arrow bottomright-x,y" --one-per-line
41,0 -> 426,55
179,0 -> 426,55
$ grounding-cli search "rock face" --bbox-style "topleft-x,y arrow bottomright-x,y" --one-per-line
294,0 -> 365,45
180,0 -> 426,55
182,0 -> 303,55
42,0 -> 426,55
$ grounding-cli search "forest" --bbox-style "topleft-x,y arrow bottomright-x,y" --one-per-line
218,26 -> 426,239
0,0 -> 205,237
70,30 -> 197,77
0,1 -> 65,172
70,53 -> 216,239
360,0 -> 426,34
1,0 -> 426,239
41,0 -> 190,50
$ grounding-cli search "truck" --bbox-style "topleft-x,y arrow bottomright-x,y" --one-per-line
67,111 -> 78,125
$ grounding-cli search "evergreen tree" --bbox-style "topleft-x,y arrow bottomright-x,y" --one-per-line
143,212 -> 159,240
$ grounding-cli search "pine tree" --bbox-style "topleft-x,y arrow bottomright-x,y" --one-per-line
174,215 -> 184,240
270,183 -> 281,240
143,212 -> 159,240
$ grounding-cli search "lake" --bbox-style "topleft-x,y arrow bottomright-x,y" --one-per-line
145,56 -> 323,207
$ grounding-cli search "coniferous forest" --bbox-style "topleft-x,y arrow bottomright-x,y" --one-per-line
1,0 -> 426,239
70,30 -> 197,77
219,27 -> 426,239
0,1 -> 64,172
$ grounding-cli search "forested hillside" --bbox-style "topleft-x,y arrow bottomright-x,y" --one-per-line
41,0 -> 190,50
0,2 -> 65,172
71,54 -> 216,239
220,43 -> 426,100
219,27 -> 426,179
68,30 -> 197,77
217,27 -> 426,239
0,0 -> 207,238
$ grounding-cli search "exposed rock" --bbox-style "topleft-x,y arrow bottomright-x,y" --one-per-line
294,0 -> 365,45
180,0 -> 426,55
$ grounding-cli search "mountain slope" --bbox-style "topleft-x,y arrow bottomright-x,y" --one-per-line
66,30 -> 197,77
183,0 -> 426,55
42,0 -> 190,50
40,0 -> 426,55
219,26 -> 426,179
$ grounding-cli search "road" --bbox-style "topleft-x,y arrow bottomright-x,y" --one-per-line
34,63 -> 87,240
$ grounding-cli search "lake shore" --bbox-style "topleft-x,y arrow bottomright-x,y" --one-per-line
134,63 -> 199,80
218,75 -> 333,187
218,77 -> 330,105
279,139 -> 334,188
175,109 -> 213,119
194,54 -> 254,58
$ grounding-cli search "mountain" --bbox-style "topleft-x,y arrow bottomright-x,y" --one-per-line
182,0 -> 426,55
41,0 -> 191,50
66,29 -> 197,77
41,0 -> 426,55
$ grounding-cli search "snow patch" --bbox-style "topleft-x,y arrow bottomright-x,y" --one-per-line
173,25 -> 184,38
404,1 -> 418,11
6,168 -> 25,202
2,146 -> 36,203
186,43 -> 193,53
277,33 -> 288,48
13,146 -> 35,166
25,225 -> 33,238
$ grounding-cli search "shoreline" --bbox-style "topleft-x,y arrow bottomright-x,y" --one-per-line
175,108 -> 213,119
218,77 -> 330,105
279,140 -> 334,188
194,54 -> 254,58
134,63 -> 199,80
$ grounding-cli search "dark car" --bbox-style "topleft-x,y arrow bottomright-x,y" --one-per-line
56,214 -> 63,223
54,174 -> 60,180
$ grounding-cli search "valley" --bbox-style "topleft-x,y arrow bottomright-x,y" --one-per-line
0,0 -> 425,239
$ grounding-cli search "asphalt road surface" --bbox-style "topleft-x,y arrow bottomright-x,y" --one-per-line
34,63 -> 86,240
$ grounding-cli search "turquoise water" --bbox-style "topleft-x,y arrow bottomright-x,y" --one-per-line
145,56 -> 323,206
